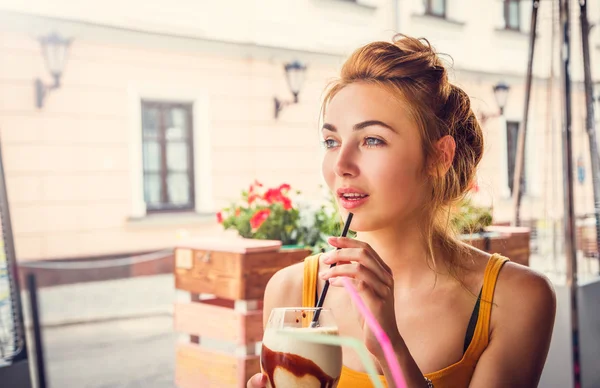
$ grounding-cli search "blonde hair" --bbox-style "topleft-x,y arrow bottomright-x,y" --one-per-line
321,34 -> 484,277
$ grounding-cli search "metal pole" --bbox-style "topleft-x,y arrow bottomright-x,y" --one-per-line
512,0 -> 540,226
0,132 -> 28,363
559,0 -> 581,386
579,0 -> 600,274
27,274 -> 47,388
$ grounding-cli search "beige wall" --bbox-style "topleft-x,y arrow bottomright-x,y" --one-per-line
0,0 -> 395,56
1,2 -> 599,261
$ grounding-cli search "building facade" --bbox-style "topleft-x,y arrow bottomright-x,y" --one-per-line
0,0 -> 599,262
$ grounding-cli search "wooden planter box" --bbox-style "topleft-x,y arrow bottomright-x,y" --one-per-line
461,226 -> 531,267
173,240 -> 311,388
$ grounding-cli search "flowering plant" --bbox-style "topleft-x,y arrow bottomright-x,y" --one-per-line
217,181 -> 301,245
295,188 -> 355,253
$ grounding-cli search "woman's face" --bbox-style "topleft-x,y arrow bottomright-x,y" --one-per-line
321,82 -> 430,232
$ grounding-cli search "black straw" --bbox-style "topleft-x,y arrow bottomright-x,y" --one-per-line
310,212 -> 353,327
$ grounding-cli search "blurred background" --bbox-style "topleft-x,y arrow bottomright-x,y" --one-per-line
0,0 -> 599,387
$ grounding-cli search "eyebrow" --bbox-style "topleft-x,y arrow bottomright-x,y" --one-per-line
322,120 -> 397,133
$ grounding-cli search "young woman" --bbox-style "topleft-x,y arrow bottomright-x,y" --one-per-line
247,34 -> 556,388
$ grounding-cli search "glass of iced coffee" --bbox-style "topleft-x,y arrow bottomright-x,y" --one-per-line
261,307 -> 342,388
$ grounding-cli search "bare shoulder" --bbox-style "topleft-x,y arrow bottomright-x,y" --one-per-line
262,260 -> 306,324
495,260 -> 556,312
492,259 -> 557,334
468,258 -> 557,386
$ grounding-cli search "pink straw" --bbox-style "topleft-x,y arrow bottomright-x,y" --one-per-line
340,277 -> 407,388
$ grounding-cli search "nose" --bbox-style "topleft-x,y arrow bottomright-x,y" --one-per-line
333,144 -> 359,178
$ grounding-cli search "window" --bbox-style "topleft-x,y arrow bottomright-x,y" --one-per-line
506,121 -> 526,194
425,0 -> 446,18
504,0 -> 520,30
141,101 -> 195,212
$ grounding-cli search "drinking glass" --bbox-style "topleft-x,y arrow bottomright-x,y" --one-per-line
260,307 -> 342,388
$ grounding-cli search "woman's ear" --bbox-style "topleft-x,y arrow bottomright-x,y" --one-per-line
429,135 -> 456,176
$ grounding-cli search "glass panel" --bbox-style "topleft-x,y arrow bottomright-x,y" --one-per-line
143,141 -> 161,172
167,173 -> 191,206
144,173 -> 162,207
508,1 -> 519,29
167,142 -> 189,171
142,105 -> 159,139
166,107 -> 188,140
431,0 -> 445,15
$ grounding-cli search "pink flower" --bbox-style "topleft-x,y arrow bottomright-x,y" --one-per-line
216,212 -> 223,223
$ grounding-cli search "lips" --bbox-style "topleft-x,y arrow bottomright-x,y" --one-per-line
336,187 -> 369,209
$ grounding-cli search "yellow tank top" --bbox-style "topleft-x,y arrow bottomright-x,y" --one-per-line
302,253 -> 509,388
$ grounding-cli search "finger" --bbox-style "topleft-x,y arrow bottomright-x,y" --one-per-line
324,266 -> 391,299
247,373 -> 267,388
322,248 -> 392,287
327,237 -> 393,275
328,276 -> 384,302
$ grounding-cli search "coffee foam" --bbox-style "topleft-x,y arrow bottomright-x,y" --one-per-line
261,326 -> 342,380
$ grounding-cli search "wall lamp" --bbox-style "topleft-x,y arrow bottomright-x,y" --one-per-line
274,60 -> 307,119
479,81 -> 510,124
35,32 -> 72,109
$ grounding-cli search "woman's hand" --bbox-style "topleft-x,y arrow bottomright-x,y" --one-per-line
246,373 -> 267,388
320,237 -> 402,358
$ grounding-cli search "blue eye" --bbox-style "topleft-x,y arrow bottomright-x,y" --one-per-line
321,139 -> 339,149
364,137 -> 385,147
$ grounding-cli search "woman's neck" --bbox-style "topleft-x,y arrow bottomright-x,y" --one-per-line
356,220 -> 451,290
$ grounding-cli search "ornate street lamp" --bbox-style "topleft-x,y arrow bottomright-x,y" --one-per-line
34,32 -> 72,109
479,81 -> 510,123
492,81 -> 510,115
274,60 -> 307,119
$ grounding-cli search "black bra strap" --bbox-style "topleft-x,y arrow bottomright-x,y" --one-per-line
463,288 -> 483,353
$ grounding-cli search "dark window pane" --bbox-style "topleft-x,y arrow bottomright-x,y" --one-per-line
142,105 -> 159,139
143,141 -> 161,172
167,172 -> 191,206
167,142 -> 189,171
506,121 -> 526,194
166,107 -> 188,140
144,173 -> 162,206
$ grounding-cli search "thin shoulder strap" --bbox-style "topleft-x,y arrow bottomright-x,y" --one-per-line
302,254 -> 321,308
471,254 -> 509,349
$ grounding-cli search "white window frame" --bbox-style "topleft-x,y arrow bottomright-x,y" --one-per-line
127,82 -> 213,218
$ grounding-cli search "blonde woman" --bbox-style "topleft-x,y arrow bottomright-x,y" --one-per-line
248,35 -> 556,388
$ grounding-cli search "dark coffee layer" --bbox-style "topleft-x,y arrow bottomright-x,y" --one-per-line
261,344 -> 339,388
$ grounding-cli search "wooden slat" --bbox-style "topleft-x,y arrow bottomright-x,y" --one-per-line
174,300 -> 264,345
241,248 -> 311,300
175,247 -> 311,299
175,343 -> 260,388
175,249 -> 242,299
241,309 -> 264,344
239,355 -> 261,385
